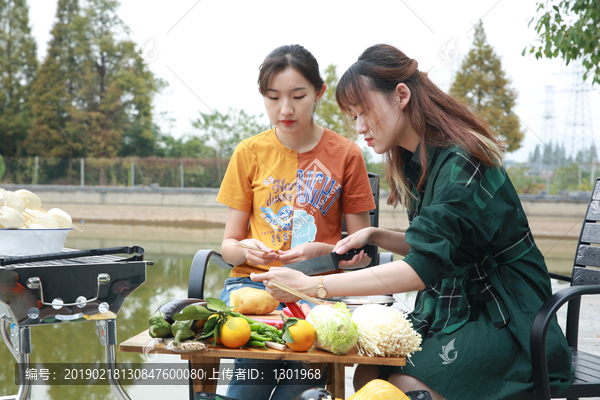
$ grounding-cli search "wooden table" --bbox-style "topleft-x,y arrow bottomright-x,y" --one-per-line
120,330 -> 406,398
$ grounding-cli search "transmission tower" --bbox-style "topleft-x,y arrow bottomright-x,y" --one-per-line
541,85 -> 556,145
562,61 -> 595,161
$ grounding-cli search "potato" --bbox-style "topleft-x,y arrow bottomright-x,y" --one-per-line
230,287 -> 280,315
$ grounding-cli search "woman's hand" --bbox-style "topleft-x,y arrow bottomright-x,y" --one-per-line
250,267 -> 316,303
276,242 -> 333,264
334,227 -> 373,267
239,239 -> 280,266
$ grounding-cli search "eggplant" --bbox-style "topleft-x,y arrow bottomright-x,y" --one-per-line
159,298 -> 207,323
148,298 -> 206,338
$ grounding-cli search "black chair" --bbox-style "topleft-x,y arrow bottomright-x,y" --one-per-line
186,172 -> 393,400
530,177 -> 600,399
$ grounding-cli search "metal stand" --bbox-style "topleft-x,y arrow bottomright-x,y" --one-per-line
95,320 -> 131,400
0,321 -> 32,400
0,319 -> 131,400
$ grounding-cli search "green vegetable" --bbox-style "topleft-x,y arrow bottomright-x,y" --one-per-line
148,298 -> 206,338
245,340 -> 267,349
171,320 -> 196,346
172,303 -> 213,322
305,303 -> 358,355
231,312 -> 279,335
148,310 -> 172,338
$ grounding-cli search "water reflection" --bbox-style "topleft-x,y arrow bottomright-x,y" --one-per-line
0,222 -> 579,398
0,222 -> 229,399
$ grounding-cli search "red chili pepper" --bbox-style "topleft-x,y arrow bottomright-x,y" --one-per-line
285,302 -> 305,319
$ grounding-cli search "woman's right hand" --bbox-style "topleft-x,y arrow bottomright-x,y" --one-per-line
333,227 -> 373,267
239,239 -> 280,266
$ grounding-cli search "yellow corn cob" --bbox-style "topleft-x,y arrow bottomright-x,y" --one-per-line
348,379 -> 410,400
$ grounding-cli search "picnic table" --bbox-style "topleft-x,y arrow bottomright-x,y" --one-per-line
120,312 -> 406,399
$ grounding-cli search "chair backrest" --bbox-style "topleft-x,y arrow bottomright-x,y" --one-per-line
341,172 -> 380,237
340,172 -> 380,268
565,178 -> 600,346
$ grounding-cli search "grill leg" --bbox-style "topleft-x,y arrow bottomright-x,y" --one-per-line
0,322 -> 32,400
95,320 -> 131,400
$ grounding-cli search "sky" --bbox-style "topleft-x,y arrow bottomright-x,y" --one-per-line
25,0 -> 600,163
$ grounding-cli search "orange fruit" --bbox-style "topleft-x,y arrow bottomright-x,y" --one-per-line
220,317 -> 251,348
286,319 -> 316,352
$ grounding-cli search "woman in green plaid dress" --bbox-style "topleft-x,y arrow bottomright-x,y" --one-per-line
252,44 -> 574,400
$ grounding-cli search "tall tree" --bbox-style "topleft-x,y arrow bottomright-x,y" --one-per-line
450,23 -> 524,152
0,0 -> 37,158
79,0 -> 162,158
314,64 -> 350,137
26,0 -> 87,158
526,0 -> 600,85
26,0 -> 164,163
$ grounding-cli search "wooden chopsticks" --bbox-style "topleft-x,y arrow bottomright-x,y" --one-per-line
233,242 -> 271,253
270,280 -> 327,306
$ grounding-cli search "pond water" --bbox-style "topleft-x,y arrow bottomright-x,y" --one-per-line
0,222 -> 579,399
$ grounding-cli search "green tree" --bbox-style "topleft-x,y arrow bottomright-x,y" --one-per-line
159,134 -> 214,159
314,64 -> 351,137
25,0 -> 164,166
0,154 -> 5,181
450,22 -> 524,152
0,0 -> 37,158
25,0 -> 87,158
191,108 -> 269,159
526,0 -> 600,85
79,0 -> 163,159
506,164 -> 546,194
191,108 -> 269,180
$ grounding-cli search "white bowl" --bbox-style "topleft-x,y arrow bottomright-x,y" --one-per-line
0,228 -> 73,257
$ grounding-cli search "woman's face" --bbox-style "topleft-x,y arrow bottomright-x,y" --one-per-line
348,86 -> 419,154
262,67 -> 323,135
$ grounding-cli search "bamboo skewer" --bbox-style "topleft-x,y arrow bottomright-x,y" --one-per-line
270,280 -> 327,306
233,242 -> 272,253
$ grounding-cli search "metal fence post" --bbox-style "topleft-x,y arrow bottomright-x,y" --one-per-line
131,158 -> 135,187
180,159 -> 184,188
33,156 -> 39,184
80,158 -> 85,187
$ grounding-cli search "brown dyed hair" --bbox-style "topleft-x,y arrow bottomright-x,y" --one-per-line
335,44 -> 504,208
258,45 -> 324,94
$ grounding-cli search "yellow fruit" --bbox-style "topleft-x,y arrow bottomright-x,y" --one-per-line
220,317 -> 251,348
348,379 -> 409,400
286,319 -> 316,352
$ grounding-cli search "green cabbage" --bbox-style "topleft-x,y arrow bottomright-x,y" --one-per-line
306,303 -> 358,355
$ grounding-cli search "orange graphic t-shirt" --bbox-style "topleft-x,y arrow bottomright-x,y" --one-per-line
216,128 -> 376,277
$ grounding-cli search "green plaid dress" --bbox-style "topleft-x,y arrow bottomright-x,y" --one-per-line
385,145 -> 573,399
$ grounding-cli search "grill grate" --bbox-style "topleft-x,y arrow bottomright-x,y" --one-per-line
0,246 -> 146,267
1,248 -> 125,267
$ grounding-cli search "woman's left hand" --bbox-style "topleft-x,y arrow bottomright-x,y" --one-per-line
250,267 -> 315,303
276,242 -> 333,264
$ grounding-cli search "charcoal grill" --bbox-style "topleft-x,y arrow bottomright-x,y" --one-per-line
0,246 -> 151,400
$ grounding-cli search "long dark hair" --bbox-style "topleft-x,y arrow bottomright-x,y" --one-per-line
335,44 -> 504,207
258,44 -> 324,94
